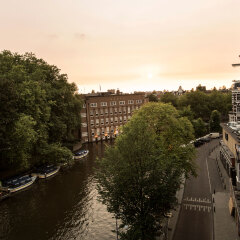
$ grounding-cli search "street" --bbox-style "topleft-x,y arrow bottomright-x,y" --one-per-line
173,139 -> 220,240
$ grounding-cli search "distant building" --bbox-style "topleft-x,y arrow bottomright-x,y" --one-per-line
80,91 -> 148,143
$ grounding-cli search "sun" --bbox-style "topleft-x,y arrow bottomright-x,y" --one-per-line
148,73 -> 153,79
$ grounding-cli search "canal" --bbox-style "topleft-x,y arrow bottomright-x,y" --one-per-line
0,142 -> 115,240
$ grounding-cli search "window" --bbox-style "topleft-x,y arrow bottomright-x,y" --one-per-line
123,107 -> 126,114
95,109 -> 98,116
96,119 -> 99,126
81,122 -> 87,127
82,103 -> 86,108
237,95 -> 240,101
101,102 -> 107,106
105,109 -> 108,115
128,106 -> 131,113
136,100 -> 142,104
97,128 -> 100,135
119,107 -> 122,114
90,103 -> 97,107
102,128 -> 105,134
81,113 -> 86,117
111,117 -> 113,124
124,116 -> 127,122
90,110 -> 94,116
110,107 -> 113,115
90,120 -> 94,126
82,132 -> 88,137
106,118 -> 109,124
91,129 -> 95,136
119,116 -> 122,123
115,108 -> 118,114
128,100 -> 134,104
115,117 -> 118,123
119,101 -> 125,105
100,109 -> 104,115
225,133 -> 228,141
101,119 -> 104,125
110,101 -> 116,106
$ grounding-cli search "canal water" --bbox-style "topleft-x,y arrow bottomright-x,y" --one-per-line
0,142 -> 116,240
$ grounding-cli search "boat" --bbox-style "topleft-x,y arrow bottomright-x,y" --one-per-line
2,175 -> 37,193
32,165 -> 60,179
0,190 -> 10,201
73,149 -> 89,160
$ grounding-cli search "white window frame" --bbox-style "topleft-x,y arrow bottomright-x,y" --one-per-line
119,101 -> 125,105
101,102 -> 107,107
90,103 -> 97,107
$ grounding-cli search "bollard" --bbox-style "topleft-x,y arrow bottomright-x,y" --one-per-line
214,206 -> 215,212
214,189 -> 215,194
212,197 -> 214,203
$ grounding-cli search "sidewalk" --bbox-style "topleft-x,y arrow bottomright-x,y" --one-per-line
167,178 -> 185,240
210,146 -> 240,240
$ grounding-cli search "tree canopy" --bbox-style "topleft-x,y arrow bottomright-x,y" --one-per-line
96,102 -> 196,240
209,110 -> 221,133
0,50 -> 82,172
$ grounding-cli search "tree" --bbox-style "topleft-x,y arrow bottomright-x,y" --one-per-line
0,50 -> 82,171
192,118 -> 207,138
178,90 -> 210,121
96,102 -> 196,240
147,93 -> 158,102
209,110 -> 221,132
160,92 -> 178,107
196,84 -> 206,92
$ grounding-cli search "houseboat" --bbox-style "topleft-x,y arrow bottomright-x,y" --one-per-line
2,175 -> 37,193
73,149 -> 89,160
32,165 -> 60,179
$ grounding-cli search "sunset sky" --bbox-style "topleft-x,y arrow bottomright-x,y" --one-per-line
0,0 -> 240,93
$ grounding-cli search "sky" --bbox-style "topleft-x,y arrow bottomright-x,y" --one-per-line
0,0 -> 240,93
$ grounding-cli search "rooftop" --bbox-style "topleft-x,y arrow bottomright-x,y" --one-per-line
221,122 -> 240,143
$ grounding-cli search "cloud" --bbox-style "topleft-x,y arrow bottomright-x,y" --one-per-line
46,34 -> 59,40
74,33 -> 86,40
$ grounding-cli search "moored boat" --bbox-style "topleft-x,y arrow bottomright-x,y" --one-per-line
0,190 -> 10,201
32,165 -> 60,179
2,175 -> 37,193
73,149 -> 89,160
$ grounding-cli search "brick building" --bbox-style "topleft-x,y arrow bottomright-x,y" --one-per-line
80,91 -> 148,143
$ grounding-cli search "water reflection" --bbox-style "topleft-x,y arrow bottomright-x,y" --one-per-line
0,142 -> 115,240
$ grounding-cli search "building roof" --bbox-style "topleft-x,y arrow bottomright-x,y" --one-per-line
221,123 -> 240,143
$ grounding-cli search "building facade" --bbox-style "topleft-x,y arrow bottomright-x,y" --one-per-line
229,81 -> 240,122
80,92 -> 148,143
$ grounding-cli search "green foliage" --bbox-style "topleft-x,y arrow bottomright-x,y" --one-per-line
192,118 -> 207,138
160,92 -> 178,107
178,89 -> 231,122
0,50 -> 82,171
96,102 -> 196,240
147,93 -> 158,102
178,90 -> 210,121
209,110 -> 221,132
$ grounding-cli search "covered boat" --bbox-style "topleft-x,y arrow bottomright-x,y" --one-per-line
73,149 -> 89,160
0,190 -> 10,201
2,175 -> 37,193
32,165 -> 60,179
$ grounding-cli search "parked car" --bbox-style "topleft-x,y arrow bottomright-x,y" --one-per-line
209,132 -> 220,139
